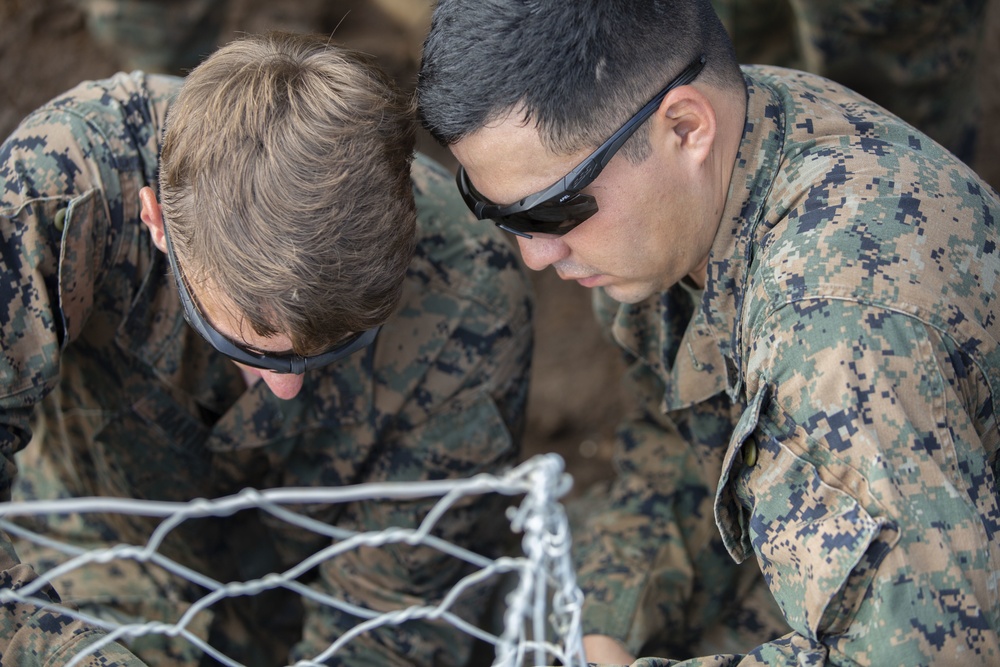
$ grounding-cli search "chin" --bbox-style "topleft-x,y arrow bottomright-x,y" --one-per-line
602,282 -> 658,305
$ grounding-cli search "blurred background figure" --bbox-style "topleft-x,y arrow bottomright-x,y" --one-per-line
713,0 -> 987,164
75,0 -> 231,73
72,0 -> 430,79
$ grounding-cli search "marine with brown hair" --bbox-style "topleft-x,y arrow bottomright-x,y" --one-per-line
0,30 -> 533,666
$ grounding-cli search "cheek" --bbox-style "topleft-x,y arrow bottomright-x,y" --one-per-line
595,185 -> 659,246
602,165 -> 664,220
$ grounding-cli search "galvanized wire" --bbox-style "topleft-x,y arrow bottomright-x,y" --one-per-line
0,453 -> 586,667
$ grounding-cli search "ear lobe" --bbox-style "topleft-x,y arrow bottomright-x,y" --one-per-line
139,186 -> 167,253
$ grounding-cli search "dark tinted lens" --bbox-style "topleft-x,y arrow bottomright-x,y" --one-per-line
495,193 -> 598,235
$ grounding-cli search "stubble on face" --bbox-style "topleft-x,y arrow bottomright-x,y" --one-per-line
450,110 -> 715,306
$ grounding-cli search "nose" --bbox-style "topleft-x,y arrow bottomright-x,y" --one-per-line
259,370 -> 305,400
515,234 -> 569,272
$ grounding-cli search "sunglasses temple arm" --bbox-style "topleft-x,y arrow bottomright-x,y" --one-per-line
566,55 -> 706,193
496,221 -> 533,239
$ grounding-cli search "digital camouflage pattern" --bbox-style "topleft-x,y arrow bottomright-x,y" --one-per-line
711,0 -> 987,164
0,72 -> 533,667
577,65 -> 1000,665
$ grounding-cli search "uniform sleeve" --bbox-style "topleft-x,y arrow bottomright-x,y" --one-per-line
0,530 -> 149,666
573,288 -> 776,656
0,151 -> 72,501
291,170 -> 535,667
573,351 -> 761,655
618,298 -> 1000,665
0,83 -> 153,667
0,93 -> 132,500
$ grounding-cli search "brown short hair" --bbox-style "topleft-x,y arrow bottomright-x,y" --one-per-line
159,31 -> 417,355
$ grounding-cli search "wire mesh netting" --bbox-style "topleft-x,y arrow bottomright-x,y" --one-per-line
0,453 -> 586,667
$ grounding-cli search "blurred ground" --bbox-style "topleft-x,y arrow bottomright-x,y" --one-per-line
2,0 -> 999,500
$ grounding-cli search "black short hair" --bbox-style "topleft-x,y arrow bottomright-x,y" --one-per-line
417,0 -> 744,158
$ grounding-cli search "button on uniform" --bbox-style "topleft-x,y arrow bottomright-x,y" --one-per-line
742,440 -> 758,466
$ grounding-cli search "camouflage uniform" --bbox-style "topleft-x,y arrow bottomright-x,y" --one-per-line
712,0 -> 987,164
577,65 -> 1000,665
0,72 -> 533,666
76,0 -> 231,73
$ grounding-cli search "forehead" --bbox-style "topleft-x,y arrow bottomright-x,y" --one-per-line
451,113 -> 590,207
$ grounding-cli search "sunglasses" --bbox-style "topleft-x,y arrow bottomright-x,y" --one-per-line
161,218 -> 379,374
456,54 -> 707,239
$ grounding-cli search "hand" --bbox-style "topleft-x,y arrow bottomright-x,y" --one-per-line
583,634 -> 636,665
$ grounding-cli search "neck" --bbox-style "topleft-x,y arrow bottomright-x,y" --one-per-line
714,86 -> 749,214
687,86 -> 747,292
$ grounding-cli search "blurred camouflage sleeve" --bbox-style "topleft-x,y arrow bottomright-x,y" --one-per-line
288,154 -> 535,667
0,530 -> 148,666
575,287 -> 781,656
0,72 -> 174,503
0,120 -> 89,503
0,72 -> 175,666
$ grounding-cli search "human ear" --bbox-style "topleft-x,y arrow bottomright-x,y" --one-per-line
139,186 -> 167,253
656,87 -> 717,165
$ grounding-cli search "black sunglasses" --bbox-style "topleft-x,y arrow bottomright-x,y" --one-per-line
456,54 -> 707,239
161,218 -> 379,374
